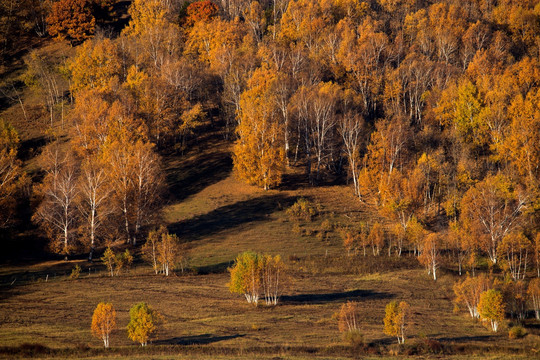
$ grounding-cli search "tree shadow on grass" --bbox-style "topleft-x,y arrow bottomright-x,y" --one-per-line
165,149 -> 232,202
436,335 -> 497,343
281,289 -> 393,305
193,261 -> 232,275
154,333 -> 245,345
168,194 -> 295,241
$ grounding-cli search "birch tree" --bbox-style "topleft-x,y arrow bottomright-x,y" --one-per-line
339,112 -> 364,200
261,254 -> 284,305
383,300 -> 410,344
453,273 -> 493,319
460,174 -> 527,265
78,156 -> 111,261
478,289 -> 505,332
528,278 -> 540,320
91,302 -> 116,348
33,147 -> 79,260
418,233 -> 440,281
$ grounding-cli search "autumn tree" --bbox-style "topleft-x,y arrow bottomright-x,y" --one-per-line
368,222 -> 385,256
478,289 -> 505,332
77,156 -> 112,261
127,302 -> 160,346
228,251 -> 262,305
501,279 -> 527,321
24,49 -> 67,126
338,301 -> 360,333
359,116 -> 411,205
183,0 -> 219,27
69,38 -> 121,94
142,226 -> 164,274
157,230 -> 181,276
261,254 -> 285,305
101,247 -> 116,277
498,232 -> 531,280
418,233 -> 440,281
447,220 -> 468,276
102,138 -> 164,245
0,120 -> 26,228
233,67 -> 286,190
100,247 -> 132,276
339,112 -> 364,199
383,300 -> 410,344
337,16 -> 388,116
528,278 -> 540,320
91,302 -> 116,348
33,147 -> 79,260
342,231 -> 355,256
453,273 -> 493,319
47,0 -> 95,43
460,174 -> 527,264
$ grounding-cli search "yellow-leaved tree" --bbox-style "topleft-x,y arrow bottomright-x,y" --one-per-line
477,289 -> 505,332
228,251 -> 285,306
0,120 -> 27,228
453,273 -> 493,319
460,174 -> 526,265
418,233 -> 440,280
91,302 -> 116,348
233,67 -> 285,190
383,300 -> 410,344
127,302 -> 160,346
228,251 -> 263,305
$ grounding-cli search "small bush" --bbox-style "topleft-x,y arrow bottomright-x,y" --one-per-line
70,265 -> 81,279
320,218 -> 333,232
286,198 -> 317,221
343,330 -> 364,348
421,338 -> 443,354
508,325 -> 526,339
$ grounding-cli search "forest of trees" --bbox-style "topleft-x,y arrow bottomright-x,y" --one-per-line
4,0 -> 537,273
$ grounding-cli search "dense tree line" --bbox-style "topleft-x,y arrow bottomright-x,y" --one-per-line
1,0 -> 539,276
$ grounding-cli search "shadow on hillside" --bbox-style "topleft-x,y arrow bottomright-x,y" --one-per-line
155,333 -> 245,345
436,335 -> 496,343
168,194 -> 295,241
166,149 -> 232,202
194,261 -> 232,275
19,136 -> 47,162
281,289 -> 392,305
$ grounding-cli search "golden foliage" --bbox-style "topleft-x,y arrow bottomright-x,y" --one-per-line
91,302 -> 116,348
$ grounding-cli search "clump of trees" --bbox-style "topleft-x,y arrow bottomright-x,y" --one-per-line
453,273 -> 493,319
101,247 -> 133,276
383,301 -> 410,344
228,251 -> 285,306
91,301 -> 160,348
142,226 -> 185,276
